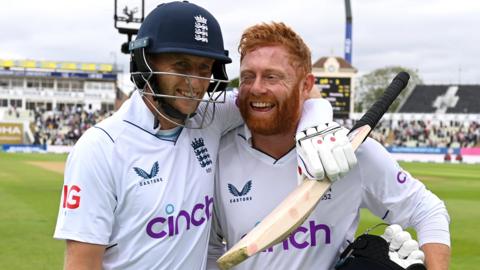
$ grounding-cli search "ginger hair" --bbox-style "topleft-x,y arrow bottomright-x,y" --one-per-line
238,22 -> 312,75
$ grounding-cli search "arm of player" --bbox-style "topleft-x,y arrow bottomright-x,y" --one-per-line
53,128 -> 117,267
421,243 -> 451,270
213,90 -> 244,136
414,209 -> 451,270
408,198 -> 451,270
359,139 -> 451,269
64,240 -> 105,270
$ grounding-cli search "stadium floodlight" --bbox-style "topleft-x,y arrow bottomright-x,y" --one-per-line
114,0 -> 145,54
344,0 -> 353,64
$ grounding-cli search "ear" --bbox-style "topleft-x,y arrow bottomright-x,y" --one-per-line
301,73 -> 316,99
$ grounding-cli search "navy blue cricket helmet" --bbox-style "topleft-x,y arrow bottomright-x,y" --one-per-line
129,1 -> 231,92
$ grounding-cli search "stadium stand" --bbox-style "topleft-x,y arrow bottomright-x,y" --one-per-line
32,107 -> 112,146
376,83 -> 480,149
340,116 -> 480,149
447,85 -> 480,113
399,85 -> 448,113
0,107 -> 34,122
368,119 -> 480,148
0,58 -> 127,146
1,59 -> 478,151
399,84 -> 480,114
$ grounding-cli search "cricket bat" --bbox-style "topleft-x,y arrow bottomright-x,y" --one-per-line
217,72 -> 411,270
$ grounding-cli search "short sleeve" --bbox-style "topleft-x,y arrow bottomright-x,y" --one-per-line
53,128 -> 117,245
358,139 -> 450,246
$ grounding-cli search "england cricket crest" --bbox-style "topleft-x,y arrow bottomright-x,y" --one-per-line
194,15 -> 208,43
191,137 -> 212,173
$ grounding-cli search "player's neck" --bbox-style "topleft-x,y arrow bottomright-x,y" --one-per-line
143,96 -> 183,130
156,114 -> 181,130
251,130 -> 296,159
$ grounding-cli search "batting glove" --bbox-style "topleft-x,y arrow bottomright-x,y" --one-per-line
381,224 -> 426,269
296,121 -> 357,183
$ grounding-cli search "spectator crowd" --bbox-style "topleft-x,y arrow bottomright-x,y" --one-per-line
368,119 -> 480,148
32,107 -> 112,146
29,108 -> 480,149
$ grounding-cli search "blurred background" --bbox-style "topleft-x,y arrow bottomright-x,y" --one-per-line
0,0 -> 478,269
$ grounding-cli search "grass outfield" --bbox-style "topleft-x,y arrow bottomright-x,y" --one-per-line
0,152 -> 478,269
356,162 -> 480,269
0,152 -> 67,269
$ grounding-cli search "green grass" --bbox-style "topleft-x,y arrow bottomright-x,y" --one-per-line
356,162 -> 480,269
0,152 -> 67,270
0,153 -> 478,269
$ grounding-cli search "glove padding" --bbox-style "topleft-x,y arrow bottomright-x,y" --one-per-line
381,225 -> 426,269
335,225 -> 426,270
296,121 -> 357,183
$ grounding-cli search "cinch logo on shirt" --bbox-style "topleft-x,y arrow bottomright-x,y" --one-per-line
396,170 -> 409,184
228,180 -> 253,203
145,195 -> 213,239
191,137 -> 212,173
133,161 -> 164,187
261,220 -> 331,252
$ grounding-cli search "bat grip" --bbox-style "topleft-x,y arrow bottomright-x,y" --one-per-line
350,72 -> 410,135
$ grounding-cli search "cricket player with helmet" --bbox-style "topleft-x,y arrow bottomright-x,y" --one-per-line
208,22 -> 451,270
54,2 -> 338,269
54,2 -> 242,269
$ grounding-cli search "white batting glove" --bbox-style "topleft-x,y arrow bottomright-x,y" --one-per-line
382,224 -> 425,269
296,121 -> 357,184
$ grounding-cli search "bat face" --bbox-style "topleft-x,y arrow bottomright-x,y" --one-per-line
216,72 -> 409,269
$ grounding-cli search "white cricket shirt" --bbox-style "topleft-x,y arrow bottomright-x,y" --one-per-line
208,126 -> 450,270
54,90 -> 242,270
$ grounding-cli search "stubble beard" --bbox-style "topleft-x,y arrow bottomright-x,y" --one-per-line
154,77 -> 204,116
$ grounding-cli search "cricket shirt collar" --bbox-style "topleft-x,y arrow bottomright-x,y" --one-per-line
122,90 -> 160,135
